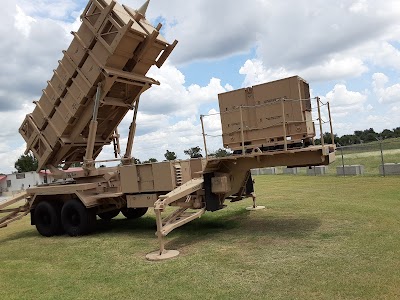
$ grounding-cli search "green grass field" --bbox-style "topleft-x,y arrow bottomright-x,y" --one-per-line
1,176 -> 399,300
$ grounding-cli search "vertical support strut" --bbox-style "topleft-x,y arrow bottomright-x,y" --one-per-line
317,97 -> 324,147
155,208 -> 166,255
281,99 -> 288,151
200,115 -> 208,159
239,106 -> 245,155
327,101 -> 334,145
124,97 -> 140,163
84,83 -> 102,170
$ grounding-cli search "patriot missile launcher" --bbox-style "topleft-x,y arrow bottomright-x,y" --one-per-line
0,0 -> 335,260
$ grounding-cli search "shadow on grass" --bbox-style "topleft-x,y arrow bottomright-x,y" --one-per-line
95,215 -> 157,236
164,210 -> 321,251
0,209 -> 321,248
0,228 -> 38,243
243,217 -> 322,237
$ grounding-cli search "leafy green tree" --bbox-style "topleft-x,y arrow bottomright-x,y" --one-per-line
184,146 -> 203,158
338,134 -> 361,146
164,150 -> 177,161
354,130 -> 363,138
323,132 -> 339,144
212,148 -> 231,157
315,133 -> 339,145
143,158 -> 158,164
393,127 -> 400,137
381,129 -> 394,139
71,162 -> 82,167
15,154 -> 38,173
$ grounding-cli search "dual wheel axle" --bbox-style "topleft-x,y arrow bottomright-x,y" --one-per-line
33,200 -> 147,237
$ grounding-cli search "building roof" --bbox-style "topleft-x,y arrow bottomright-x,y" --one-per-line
39,167 -> 83,175
0,175 -> 6,182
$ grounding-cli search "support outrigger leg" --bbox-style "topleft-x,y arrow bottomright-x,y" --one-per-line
146,178 -> 205,261
246,192 -> 265,211
146,206 -> 180,261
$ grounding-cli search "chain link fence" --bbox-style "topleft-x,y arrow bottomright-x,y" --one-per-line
332,139 -> 400,176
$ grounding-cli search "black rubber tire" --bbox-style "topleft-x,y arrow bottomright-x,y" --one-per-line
121,207 -> 148,219
98,209 -> 120,220
61,199 -> 96,236
34,201 -> 62,237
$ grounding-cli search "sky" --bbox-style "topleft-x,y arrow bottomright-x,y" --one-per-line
1,0 -> 400,174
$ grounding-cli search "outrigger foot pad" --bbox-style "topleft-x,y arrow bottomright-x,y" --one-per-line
246,206 -> 266,211
146,250 -> 180,261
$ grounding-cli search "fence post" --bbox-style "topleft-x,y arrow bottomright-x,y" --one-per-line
338,143 -> 345,177
377,137 -> 385,177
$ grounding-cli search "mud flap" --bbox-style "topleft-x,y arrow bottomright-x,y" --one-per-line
245,174 -> 254,195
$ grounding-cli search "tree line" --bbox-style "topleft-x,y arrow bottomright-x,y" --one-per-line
315,127 -> 400,146
12,126 -> 399,172
137,146 -> 231,164
12,147 -> 230,173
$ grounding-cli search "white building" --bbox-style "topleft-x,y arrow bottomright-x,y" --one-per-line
0,168 -> 82,197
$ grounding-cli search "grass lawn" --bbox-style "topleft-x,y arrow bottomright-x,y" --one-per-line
1,176 -> 399,299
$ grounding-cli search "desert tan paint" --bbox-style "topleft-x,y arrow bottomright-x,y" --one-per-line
1,0 -> 335,260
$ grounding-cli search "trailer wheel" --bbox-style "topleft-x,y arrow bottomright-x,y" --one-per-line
34,201 -> 62,237
121,207 -> 148,219
61,200 -> 96,236
98,209 -> 120,220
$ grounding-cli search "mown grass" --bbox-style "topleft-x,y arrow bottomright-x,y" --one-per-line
1,176 -> 399,300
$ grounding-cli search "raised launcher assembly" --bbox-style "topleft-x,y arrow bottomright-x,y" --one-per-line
19,0 -> 177,171
0,0 -> 336,261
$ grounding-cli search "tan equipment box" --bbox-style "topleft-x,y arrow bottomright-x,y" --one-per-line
218,76 -> 315,151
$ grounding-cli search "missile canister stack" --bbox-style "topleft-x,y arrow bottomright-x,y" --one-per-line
19,0 -> 177,171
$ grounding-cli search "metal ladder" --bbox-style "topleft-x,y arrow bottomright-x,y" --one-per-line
174,164 -> 183,186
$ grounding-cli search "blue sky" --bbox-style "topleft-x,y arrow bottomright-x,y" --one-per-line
0,0 -> 399,173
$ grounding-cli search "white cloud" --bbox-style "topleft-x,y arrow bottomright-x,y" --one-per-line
135,0 -> 400,71
15,0 -> 80,20
321,84 -> 367,117
391,106 -> 400,113
239,60 -> 291,87
0,4 -> 72,112
142,62 -> 229,117
369,42 -> 400,69
372,73 -> 400,104
349,0 -> 369,14
239,57 -> 367,87
137,0 -> 266,65
14,5 -> 36,37
0,144 -> 27,175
